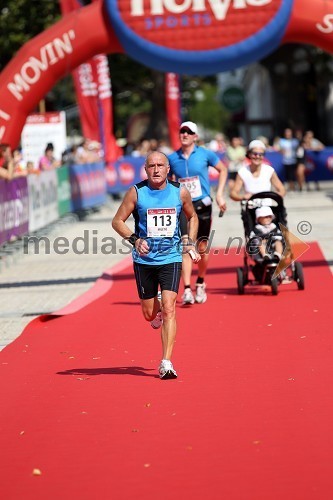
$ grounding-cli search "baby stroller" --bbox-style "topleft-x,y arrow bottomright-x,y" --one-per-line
236,191 -> 305,295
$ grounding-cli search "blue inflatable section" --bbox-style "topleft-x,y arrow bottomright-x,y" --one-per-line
105,0 -> 293,75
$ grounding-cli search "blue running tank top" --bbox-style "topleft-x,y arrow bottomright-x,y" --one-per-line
132,179 -> 183,265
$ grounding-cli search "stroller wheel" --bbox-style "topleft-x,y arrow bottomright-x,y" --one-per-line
294,261 -> 305,290
236,267 -> 245,295
271,277 -> 279,295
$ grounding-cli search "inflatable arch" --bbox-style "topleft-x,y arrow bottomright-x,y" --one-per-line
1,0 -> 333,148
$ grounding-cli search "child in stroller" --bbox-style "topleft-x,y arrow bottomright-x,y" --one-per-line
248,206 -> 284,264
236,191 -> 304,295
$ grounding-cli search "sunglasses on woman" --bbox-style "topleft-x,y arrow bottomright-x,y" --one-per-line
251,152 -> 264,157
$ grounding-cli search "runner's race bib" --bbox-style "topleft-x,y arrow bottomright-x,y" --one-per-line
147,208 -> 177,237
179,176 -> 202,199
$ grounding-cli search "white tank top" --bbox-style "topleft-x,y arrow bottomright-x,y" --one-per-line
238,163 -> 274,194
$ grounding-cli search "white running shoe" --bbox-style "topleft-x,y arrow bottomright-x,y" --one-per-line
182,288 -> 195,305
195,283 -> 207,303
157,290 -> 162,301
159,359 -> 177,379
151,311 -> 162,329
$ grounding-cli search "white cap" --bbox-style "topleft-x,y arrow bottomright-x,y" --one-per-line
180,121 -> 198,134
255,206 -> 274,221
248,139 -> 266,151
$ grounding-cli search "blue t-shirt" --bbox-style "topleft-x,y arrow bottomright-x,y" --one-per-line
168,145 -> 220,201
132,179 -> 182,265
279,138 -> 299,165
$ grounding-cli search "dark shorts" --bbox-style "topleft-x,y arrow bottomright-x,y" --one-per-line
284,163 -> 297,182
228,171 -> 238,181
133,262 -> 182,300
193,200 -> 212,240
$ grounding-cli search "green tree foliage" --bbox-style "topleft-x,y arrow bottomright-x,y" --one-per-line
0,0 -> 60,71
182,78 -> 230,137
109,54 -> 161,139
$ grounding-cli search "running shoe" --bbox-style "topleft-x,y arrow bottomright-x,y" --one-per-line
157,290 -> 162,301
195,283 -> 207,303
272,252 -> 281,263
151,311 -> 162,329
182,288 -> 194,305
159,359 -> 178,379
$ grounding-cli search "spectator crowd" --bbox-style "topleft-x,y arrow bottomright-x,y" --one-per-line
0,138 -> 104,181
0,129 -> 326,192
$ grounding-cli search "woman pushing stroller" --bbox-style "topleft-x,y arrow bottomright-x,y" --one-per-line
229,139 -> 297,294
229,139 -> 285,202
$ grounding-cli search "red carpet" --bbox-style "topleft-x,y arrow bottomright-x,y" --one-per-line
1,243 -> 333,500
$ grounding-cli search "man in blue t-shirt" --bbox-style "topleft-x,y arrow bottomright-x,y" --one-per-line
168,121 -> 227,305
112,151 -> 200,380
278,128 -> 299,192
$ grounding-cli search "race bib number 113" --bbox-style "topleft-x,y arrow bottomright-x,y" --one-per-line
147,208 -> 177,237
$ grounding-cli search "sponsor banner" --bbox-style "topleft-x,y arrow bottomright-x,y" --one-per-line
303,149 -> 333,181
93,54 -> 122,163
106,157 -> 146,193
165,73 -> 181,150
106,0 -> 292,74
106,150 -> 333,193
21,112 -> 67,168
72,60 -> 100,142
57,166 -> 72,216
28,170 -> 59,232
70,162 -> 107,209
0,178 -> 29,245
71,51 -> 121,163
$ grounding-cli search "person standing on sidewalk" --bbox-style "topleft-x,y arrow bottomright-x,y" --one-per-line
112,151 -> 200,380
278,128 -> 299,192
168,121 -> 227,306
0,143 -> 14,180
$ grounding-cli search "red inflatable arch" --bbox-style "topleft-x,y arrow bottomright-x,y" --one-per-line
1,0 -> 333,148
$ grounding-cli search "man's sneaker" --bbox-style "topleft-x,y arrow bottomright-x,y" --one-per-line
159,360 -> 177,379
151,311 -> 162,329
182,288 -> 195,305
195,283 -> 207,303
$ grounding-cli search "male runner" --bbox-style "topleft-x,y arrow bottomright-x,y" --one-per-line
168,121 -> 227,305
112,151 -> 200,379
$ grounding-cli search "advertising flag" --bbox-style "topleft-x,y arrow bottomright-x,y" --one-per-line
165,73 -> 181,151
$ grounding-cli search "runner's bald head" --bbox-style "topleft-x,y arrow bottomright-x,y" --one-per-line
145,151 -> 169,167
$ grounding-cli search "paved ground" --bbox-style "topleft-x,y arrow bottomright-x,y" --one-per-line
1,182 -> 332,350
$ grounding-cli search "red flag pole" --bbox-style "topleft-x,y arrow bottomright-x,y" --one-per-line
165,73 -> 181,151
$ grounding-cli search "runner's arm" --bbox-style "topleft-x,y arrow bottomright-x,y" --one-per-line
180,188 -> 200,262
214,160 -> 227,211
112,186 -> 137,238
229,173 -> 250,201
112,187 -> 149,254
271,171 -> 286,197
